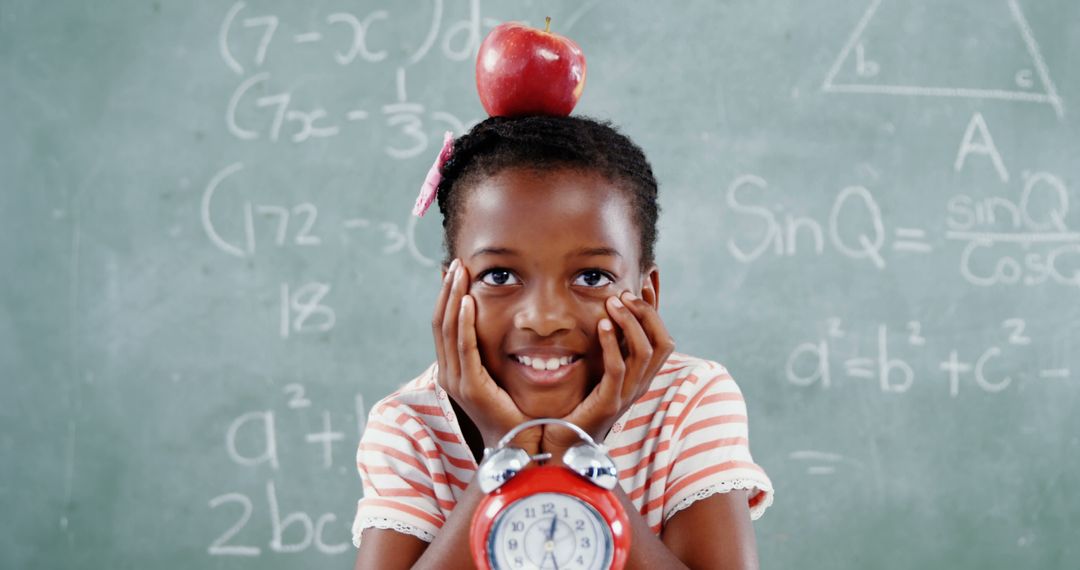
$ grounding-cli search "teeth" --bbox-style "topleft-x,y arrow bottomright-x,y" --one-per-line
516,355 -> 575,371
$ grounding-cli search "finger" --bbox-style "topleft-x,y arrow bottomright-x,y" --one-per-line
595,316 -> 625,403
617,292 -> 670,347
441,260 -> 468,388
606,295 -> 652,379
619,291 -> 676,372
559,317 -> 625,443
459,293 -> 534,445
431,261 -> 457,387
457,294 -> 486,392
459,294 -> 517,409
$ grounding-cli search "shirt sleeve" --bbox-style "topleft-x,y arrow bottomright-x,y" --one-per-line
351,403 -> 445,548
662,364 -> 774,523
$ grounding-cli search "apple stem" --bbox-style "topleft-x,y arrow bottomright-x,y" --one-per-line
545,16 -> 551,33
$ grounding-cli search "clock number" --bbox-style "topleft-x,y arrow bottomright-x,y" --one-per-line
507,538 -> 518,551
542,502 -> 555,514
525,508 -> 536,519
511,521 -> 524,532
514,556 -> 524,568
577,556 -> 585,565
581,537 -> 591,548
575,519 -> 585,531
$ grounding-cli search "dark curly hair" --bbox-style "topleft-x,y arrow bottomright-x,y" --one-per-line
434,115 -> 660,269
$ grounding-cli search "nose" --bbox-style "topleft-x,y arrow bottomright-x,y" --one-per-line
512,281 -> 575,337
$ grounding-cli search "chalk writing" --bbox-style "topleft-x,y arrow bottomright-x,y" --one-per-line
786,318 -> 1071,397
726,175 -> 895,268
219,1 -> 498,70
200,162 -> 436,266
280,282 -> 335,339
208,386 -> 368,557
822,0 -> 1065,118
725,115 -> 1077,288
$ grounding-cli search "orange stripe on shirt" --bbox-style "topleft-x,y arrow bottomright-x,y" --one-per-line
623,394 -> 688,431
431,427 -> 463,445
699,391 -> 744,405
367,421 -> 432,459
433,471 -> 469,490
624,435 -> 748,500
362,498 -> 445,529
657,365 -> 689,375
680,415 -> 749,439
407,404 -> 445,417
359,442 -> 429,473
370,484 -> 455,512
635,459 -> 764,520
671,438 -> 750,471
664,461 -> 767,503
620,441 -> 671,479
670,375 -> 727,435
422,434 -> 476,472
627,461 -> 674,501
609,427 -> 658,457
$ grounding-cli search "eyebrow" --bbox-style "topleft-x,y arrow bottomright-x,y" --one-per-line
470,246 -> 622,259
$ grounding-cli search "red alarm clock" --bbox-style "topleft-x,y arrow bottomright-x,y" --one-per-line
470,418 -> 630,570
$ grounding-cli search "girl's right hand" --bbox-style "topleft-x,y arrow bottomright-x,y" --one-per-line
432,259 -> 540,455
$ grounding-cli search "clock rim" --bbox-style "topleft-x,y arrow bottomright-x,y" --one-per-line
470,465 -> 630,570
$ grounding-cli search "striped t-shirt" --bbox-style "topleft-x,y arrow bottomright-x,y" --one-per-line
352,352 -> 773,547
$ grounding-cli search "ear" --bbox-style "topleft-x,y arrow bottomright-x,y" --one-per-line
638,265 -> 660,311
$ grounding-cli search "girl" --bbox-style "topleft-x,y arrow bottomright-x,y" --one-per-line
352,115 -> 773,569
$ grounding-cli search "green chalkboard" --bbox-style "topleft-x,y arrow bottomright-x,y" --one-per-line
2,0 -> 1078,568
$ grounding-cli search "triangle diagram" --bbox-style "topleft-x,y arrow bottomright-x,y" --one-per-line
822,0 -> 1064,118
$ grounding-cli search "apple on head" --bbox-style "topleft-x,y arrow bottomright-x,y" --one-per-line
475,17 -> 587,117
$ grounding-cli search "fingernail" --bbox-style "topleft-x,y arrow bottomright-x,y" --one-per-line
449,259 -> 460,272
599,319 -> 613,331
622,291 -> 638,302
608,296 -> 624,309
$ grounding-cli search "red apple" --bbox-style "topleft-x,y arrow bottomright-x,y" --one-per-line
475,17 -> 587,117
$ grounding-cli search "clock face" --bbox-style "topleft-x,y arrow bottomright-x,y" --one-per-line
487,492 -> 613,570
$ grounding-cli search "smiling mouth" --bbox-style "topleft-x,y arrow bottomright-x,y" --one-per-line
511,354 -> 582,372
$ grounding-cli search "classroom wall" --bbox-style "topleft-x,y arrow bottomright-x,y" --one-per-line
2,0 -> 1078,568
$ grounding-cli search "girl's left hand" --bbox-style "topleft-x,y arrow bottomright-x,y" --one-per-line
542,291 -> 676,457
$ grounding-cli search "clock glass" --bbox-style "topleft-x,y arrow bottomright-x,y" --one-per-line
488,492 -> 613,570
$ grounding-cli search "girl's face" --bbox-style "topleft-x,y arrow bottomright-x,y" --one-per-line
451,167 -> 659,419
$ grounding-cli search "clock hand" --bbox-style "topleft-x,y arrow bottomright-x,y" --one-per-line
545,515 -> 559,569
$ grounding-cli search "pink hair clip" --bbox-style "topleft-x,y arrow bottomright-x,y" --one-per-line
413,131 -> 455,217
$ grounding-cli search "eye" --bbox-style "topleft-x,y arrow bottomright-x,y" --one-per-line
478,268 -> 520,286
573,269 -> 615,288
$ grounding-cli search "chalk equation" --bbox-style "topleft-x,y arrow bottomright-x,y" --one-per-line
726,112 -> 1079,288
207,386 -> 368,557
786,318 -> 1071,397
218,2 -> 492,153
225,67 -> 471,156
200,161 -> 436,267
219,0 -> 499,73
